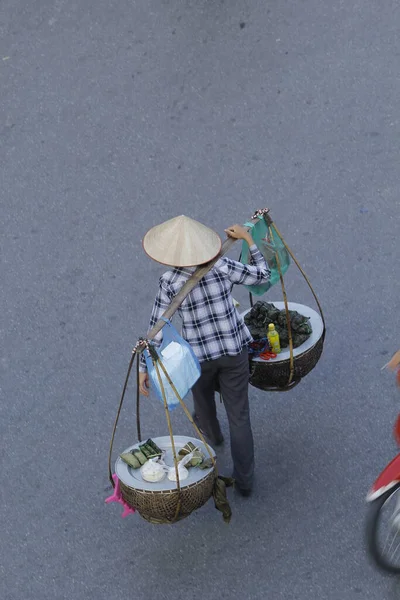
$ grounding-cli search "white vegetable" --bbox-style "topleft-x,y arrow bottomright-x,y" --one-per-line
140,459 -> 166,483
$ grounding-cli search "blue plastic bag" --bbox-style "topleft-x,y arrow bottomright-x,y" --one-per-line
144,318 -> 201,411
241,218 -> 291,296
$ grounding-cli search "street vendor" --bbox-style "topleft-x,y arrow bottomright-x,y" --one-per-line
138,215 -> 271,496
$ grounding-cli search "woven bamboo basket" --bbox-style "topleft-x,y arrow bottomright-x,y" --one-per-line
119,468 -> 217,524
114,436 -> 217,524
244,301 -> 325,391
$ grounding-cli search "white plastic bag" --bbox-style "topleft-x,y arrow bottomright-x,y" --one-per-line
145,319 -> 201,410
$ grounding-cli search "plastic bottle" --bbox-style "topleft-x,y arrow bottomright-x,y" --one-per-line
267,323 -> 281,354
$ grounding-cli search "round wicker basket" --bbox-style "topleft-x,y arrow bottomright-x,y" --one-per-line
115,436 -> 217,524
243,302 -> 325,391
249,334 -> 324,390
119,468 -> 216,524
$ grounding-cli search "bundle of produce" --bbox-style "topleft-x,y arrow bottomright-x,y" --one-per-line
119,439 -> 163,469
178,442 -> 214,470
244,301 -> 312,349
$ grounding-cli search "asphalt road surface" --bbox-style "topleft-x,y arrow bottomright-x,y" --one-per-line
1,1 -> 400,599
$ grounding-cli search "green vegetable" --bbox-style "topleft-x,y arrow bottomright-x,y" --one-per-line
132,450 -> 147,465
144,448 -> 160,459
120,453 -> 141,469
244,301 -> 312,349
140,440 -> 162,459
198,458 -> 214,470
145,439 -> 163,456
178,442 -> 197,456
213,476 -> 234,523
189,450 -> 205,467
139,444 -> 153,459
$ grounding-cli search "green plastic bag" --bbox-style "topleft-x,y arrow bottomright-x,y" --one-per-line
241,218 -> 291,296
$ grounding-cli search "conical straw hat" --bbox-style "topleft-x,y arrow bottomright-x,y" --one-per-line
143,215 -> 222,267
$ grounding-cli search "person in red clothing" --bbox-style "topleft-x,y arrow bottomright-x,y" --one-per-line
138,216 -> 271,495
386,350 -> 400,444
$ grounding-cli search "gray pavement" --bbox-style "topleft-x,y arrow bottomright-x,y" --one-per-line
1,0 -> 400,598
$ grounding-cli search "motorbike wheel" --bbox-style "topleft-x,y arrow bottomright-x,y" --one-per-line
366,483 -> 400,574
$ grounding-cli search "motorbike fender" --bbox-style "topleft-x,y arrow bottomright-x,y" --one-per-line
366,454 -> 400,502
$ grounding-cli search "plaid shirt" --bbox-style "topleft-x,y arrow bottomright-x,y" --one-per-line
139,245 -> 270,371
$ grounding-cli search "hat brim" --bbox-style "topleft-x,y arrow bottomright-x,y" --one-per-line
142,216 -> 222,267
142,237 -> 222,267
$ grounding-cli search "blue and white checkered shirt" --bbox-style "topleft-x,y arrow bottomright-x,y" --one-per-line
139,245 -> 270,371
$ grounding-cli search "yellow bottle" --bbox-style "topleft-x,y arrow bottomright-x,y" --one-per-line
267,323 -> 281,354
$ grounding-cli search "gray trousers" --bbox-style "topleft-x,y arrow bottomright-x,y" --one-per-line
192,348 -> 254,489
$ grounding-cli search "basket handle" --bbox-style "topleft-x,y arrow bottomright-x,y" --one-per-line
108,347 -> 139,486
248,212 -> 325,334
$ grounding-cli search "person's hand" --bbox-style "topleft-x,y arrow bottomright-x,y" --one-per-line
139,372 -> 150,396
224,224 -> 254,246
